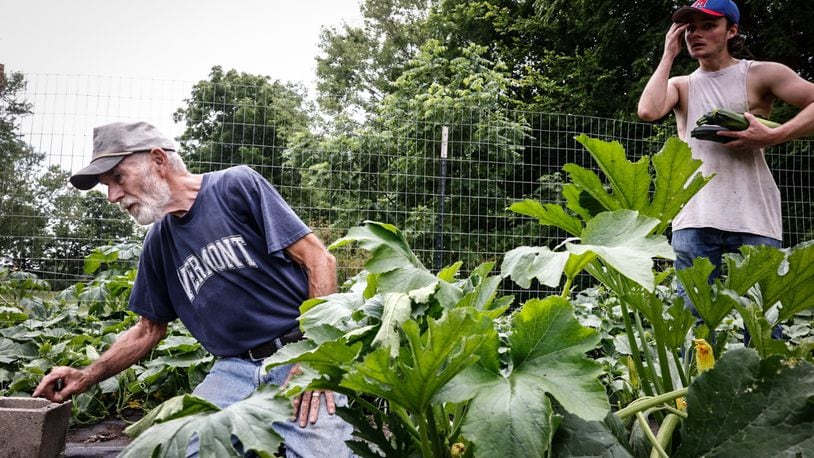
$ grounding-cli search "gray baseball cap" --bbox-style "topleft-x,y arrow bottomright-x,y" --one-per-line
69,121 -> 175,190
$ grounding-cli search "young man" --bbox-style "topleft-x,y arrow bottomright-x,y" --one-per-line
33,121 -> 355,457
637,0 -> 814,310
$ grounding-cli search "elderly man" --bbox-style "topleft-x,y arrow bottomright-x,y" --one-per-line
34,121 -> 355,457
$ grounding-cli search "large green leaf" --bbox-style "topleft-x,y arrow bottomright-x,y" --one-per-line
330,221 -> 462,306
341,307 -> 494,414
371,292 -> 412,357
124,394 -> 220,438
455,273 -> 505,312
121,385 -> 290,458
508,199 -> 584,237
573,135 -> 651,211
723,243 -> 785,296
264,337 -> 362,388
448,368 -> 559,458
501,246 -> 570,288
550,411 -> 633,458
0,338 -> 25,364
562,163 -> 622,214
759,240 -> 814,321
501,211 -> 672,292
439,297 -> 609,457
567,136 -> 710,233
298,290 -> 363,332
0,306 -> 28,323
328,221 -> 424,273
675,257 -> 736,331
568,210 -> 674,291
509,297 -> 609,420
676,349 -> 814,457
648,137 -> 711,232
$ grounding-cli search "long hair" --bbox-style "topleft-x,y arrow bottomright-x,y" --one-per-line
727,21 -> 754,59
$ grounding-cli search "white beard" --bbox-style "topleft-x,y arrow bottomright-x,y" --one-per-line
119,171 -> 172,225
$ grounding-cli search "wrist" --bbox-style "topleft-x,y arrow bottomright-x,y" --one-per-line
77,367 -> 98,391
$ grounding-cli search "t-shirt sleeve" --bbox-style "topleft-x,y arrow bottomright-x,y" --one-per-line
128,229 -> 179,323
232,167 -> 311,255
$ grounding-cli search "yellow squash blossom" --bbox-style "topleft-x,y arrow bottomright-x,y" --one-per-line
693,338 -> 715,373
451,443 -> 466,458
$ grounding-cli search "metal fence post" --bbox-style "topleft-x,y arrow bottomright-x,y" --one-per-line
434,125 -> 449,272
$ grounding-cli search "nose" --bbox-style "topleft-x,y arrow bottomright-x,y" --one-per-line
107,184 -> 124,203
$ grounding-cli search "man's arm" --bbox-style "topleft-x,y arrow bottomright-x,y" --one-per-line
723,62 -> 814,149
638,22 -> 688,122
285,232 -> 337,299
33,316 -> 167,403
283,232 -> 339,427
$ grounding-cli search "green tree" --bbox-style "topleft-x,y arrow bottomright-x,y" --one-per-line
173,66 -> 313,189
317,0 -> 814,120
0,72 -> 47,271
0,71 -> 137,286
40,175 -> 139,289
315,0 -> 433,117
294,40 -> 533,269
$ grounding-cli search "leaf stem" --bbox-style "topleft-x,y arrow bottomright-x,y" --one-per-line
650,413 -> 681,458
561,276 -> 574,299
636,411 -> 668,458
672,348 -> 688,387
619,301 -> 655,397
633,309 -> 664,393
615,387 -> 688,420
417,411 -> 435,458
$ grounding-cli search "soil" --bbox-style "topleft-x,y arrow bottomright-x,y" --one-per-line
64,416 -> 134,457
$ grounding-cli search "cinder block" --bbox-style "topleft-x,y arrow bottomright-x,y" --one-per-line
0,397 -> 72,458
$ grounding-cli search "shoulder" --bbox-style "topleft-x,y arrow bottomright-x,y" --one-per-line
206,166 -> 266,191
669,74 -> 689,86
213,165 -> 261,183
669,75 -> 690,96
747,60 -> 798,84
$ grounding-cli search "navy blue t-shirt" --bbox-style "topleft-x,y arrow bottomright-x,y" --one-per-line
128,166 -> 311,357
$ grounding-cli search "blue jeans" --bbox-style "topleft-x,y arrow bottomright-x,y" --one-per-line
189,358 -> 355,458
672,228 -> 782,341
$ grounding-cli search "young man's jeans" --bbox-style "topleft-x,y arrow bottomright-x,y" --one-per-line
188,358 -> 355,458
672,228 -> 782,341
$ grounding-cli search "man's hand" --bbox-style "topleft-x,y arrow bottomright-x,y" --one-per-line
282,363 -> 337,428
719,112 -> 782,150
664,22 -> 688,60
33,367 -> 89,403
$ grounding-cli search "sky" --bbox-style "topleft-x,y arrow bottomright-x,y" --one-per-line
0,0 -> 365,173
0,0 -> 364,90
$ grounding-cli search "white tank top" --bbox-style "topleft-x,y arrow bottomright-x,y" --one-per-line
673,59 -> 782,240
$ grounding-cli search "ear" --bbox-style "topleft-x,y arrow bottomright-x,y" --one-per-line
727,23 -> 738,39
148,148 -> 170,176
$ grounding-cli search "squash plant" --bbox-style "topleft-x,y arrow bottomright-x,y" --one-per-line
504,135 -> 814,455
122,135 -> 814,456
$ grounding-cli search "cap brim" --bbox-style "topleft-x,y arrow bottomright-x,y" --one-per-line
69,155 -> 127,190
672,6 -> 724,23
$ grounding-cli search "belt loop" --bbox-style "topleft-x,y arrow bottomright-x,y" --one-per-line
273,337 -> 283,349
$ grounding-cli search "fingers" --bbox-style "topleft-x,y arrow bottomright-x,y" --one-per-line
281,363 -> 302,389
664,23 -> 688,57
294,391 -> 314,428
291,390 -> 338,428
308,391 -> 321,425
324,390 -> 336,415
722,113 -> 772,150
34,373 -> 69,402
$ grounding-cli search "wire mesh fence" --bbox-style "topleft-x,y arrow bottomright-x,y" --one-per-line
2,71 -> 813,292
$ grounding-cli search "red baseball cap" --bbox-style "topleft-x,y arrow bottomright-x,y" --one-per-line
672,0 -> 740,25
